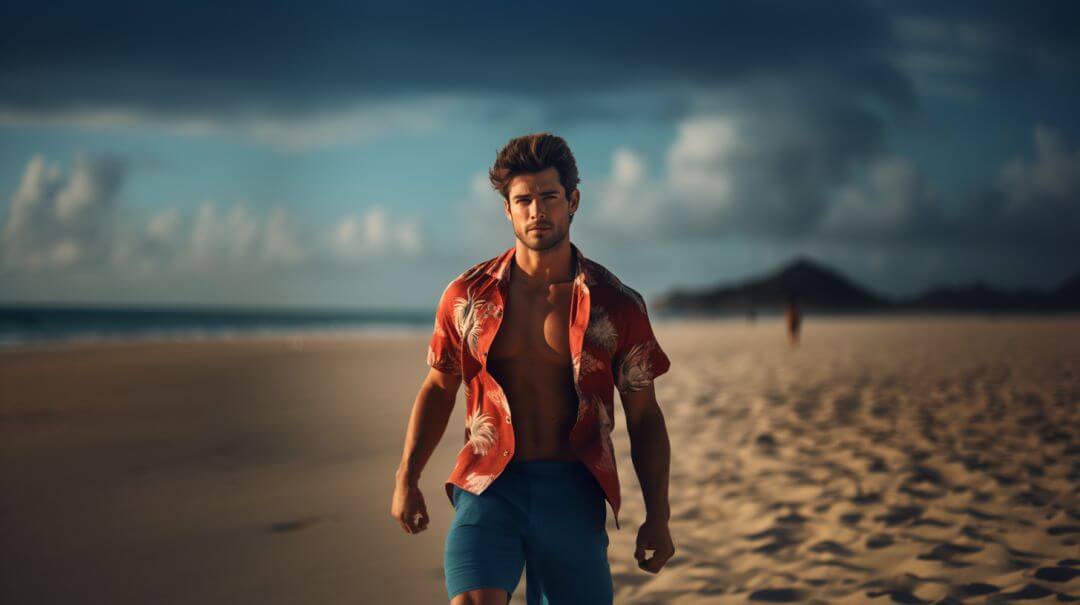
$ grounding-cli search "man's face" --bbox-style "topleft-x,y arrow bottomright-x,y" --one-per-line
503,167 -> 580,252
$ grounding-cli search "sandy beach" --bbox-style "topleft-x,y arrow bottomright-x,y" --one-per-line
2,317 -> 1078,604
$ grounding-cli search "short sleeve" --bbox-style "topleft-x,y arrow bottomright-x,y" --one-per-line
427,280 -> 463,376
612,291 -> 671,394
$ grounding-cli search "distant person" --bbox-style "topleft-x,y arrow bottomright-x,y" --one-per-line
390,132 -> 675,605
785,294 -> 801,347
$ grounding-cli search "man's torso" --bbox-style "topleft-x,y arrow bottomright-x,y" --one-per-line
487,269 -> 579,461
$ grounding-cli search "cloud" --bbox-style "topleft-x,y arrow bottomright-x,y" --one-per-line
975,125 -> 1080,248
0,153 -> 125,270
329,206 -> 422,261
587,91 -> 888,240
888,0 -> 1080,97
588,119 -> 1078,265
120,202 -> 423,274
997,125 -> 1080,210
0,1 -> 915,146
108,201 -> 306,275
816,155 -> 948,244
0,98 -> 458,152
819,123 -> 1080,253
573,119 -> 1079,297
592,148 -> 666,233
1,154 -> 424,277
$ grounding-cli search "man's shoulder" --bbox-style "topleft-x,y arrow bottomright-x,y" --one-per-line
583,256 -> 648,317
439,252 -> 504,296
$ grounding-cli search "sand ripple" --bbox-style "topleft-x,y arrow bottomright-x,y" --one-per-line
603,317 -> 1080,604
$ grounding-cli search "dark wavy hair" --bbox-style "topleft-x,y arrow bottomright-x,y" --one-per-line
488,133 -> 580,210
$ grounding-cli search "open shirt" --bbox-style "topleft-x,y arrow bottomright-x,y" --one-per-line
426,243 -> 670,529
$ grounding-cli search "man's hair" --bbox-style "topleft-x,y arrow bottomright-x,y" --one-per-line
489,132 -> 580,204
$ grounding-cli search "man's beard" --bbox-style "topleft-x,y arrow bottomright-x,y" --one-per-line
517,223 -> 567,251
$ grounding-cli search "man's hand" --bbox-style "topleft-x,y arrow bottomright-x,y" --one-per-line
393,370 -> 460,534
634,518 -> 675,573
391,480 -> 429,534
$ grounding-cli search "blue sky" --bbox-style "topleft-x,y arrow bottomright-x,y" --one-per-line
1,0 -> 1078,309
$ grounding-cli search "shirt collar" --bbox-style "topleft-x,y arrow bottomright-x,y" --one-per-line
489,242 -> 591,287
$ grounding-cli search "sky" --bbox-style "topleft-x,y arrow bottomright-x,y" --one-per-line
1,0 -> 1078,310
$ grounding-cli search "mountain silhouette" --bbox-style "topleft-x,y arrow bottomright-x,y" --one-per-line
654,256 -> 889,312
654,258 -> 1080,314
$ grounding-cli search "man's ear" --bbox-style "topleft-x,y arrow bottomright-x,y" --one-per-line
503,198 -> 512,221
570,189 -> 580,214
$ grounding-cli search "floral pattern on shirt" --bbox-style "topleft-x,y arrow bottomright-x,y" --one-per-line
585,305 -> 619,353
463,472 -> 495,492
465,410 -> 497,456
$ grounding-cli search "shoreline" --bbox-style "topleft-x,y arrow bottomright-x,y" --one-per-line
3,312 -> 1079,354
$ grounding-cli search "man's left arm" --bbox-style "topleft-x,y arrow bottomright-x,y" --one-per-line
621,381 -> 675,574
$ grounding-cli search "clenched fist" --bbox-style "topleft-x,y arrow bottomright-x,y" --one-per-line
391,480 -> 429,534
634,518 -> 675,573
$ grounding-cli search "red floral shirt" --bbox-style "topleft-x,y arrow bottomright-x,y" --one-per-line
426,243 -> 670,529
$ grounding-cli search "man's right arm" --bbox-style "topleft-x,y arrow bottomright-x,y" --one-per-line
391,367 -> 461,534
392,277 -> 464,534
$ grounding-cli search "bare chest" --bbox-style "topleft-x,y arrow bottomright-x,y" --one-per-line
488,282 -> 573,364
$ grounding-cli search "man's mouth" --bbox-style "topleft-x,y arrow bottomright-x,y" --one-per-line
530,225 -> 552,232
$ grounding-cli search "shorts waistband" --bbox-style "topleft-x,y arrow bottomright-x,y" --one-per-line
504,458 -> 589,476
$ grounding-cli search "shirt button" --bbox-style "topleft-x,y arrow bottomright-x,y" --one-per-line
502,450 -> 510,456
505,417 -> 511,424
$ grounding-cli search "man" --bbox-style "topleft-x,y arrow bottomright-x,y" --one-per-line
785,293 -> 801,348
391,133 -> 675,604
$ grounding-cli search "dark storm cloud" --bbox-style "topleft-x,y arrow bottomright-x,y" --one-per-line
817,123 -> 1080,256
885,0 -> 1080,94
0,0 -> 914,119
587,114 -> 1079,286
893,0 -> 1080,64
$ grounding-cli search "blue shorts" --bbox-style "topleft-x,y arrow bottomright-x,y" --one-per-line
443,459 -> 612,604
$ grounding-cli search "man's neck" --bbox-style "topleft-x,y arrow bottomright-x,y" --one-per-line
511,240 -> 574,288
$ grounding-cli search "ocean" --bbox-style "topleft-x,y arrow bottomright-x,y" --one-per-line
0,304 -> 435,347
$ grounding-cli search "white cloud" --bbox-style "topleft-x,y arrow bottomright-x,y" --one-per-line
1,153 -> 124,271
1,154 -> 424,279
665,116 -> 739,214
612,147 -> 647,186
328,205 -> 422,260
0,95 -> 479,152
263,207 -> 308,265
588,101 -> 881,239
362,207 -> 386,251
394,222 -> 422,254
591,148 -> 665,232
50,240 -> 81,267
242,104 -> 443,152
147,206 -> 180,240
